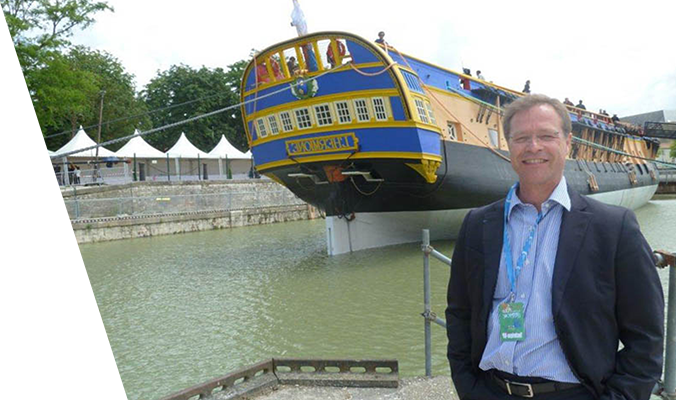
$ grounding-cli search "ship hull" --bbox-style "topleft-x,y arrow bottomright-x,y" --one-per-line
325,183 -> 658,255
271,139 -> 659,255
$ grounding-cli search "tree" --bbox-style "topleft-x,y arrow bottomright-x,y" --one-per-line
670,140 -> 675,160
36,47 -> 151,150
2,0 -> 112,73
141,62 -> 248,153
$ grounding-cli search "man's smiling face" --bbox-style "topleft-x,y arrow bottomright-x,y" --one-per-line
507,104 -> 571,193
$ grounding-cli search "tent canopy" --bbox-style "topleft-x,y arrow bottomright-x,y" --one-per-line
53,126 -> 117,158
115,130 -> 166,158
208,135 -> 251,159
165,132 -> 210,158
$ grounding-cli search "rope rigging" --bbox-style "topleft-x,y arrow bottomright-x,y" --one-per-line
51,62 -> 351,160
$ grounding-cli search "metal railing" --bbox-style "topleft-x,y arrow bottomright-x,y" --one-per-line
421,229 -> 676,399
420,230 -> 451,377
158,358 -> 399,400
64,189 -> 306,220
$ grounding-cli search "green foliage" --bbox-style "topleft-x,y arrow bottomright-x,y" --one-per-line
2,0 -> 113,73
670,140 -> 676,159
35,47 -> 150,150
141,61 -> 249,153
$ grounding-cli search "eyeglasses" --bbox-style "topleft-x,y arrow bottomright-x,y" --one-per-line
509,132 -> 562,145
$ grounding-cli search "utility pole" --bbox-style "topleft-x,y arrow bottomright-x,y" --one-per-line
96,90 -> 106,162
95,90 -> 106,183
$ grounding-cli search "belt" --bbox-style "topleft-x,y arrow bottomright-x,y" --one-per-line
488,370 -> 582,398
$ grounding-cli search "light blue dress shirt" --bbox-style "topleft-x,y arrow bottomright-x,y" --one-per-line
478,176 -> 579,383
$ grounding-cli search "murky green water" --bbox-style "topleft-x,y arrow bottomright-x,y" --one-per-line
80,199 -> 676,400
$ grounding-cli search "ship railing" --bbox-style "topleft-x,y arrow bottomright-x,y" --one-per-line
421,229 -> 676,399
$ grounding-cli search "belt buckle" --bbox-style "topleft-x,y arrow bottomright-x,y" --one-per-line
505,380 -> 534,398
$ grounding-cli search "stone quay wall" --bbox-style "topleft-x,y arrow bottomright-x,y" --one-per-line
67,180 -> 322,244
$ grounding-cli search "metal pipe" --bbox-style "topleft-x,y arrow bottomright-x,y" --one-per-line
665,264 -> 676,398
422,229 -> 432,377
430,248 -> 453,266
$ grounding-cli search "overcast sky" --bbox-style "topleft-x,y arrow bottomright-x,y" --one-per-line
70,0 -> 676,118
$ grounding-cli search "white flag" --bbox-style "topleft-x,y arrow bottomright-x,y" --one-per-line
290,0 -> 308,36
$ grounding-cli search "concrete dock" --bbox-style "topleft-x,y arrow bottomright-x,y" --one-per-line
253,376 -> 457,400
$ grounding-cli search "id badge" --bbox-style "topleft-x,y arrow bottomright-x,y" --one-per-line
499,302 -> 525,341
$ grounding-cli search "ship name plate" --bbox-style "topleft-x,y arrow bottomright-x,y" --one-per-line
286,133 -> 359,157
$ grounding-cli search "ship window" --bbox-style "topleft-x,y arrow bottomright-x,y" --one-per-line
267,115 -> 280,135
424,101 -> 436,125
488,129 -> 499,148
294,108 -> 313,129
401,70 -> 424,94
447,122 -> 457,140
313,103 -> 333,126
334,101 -> 352,124
280,111 -> 294,132
256,118 -> 268,138
372,97 -> 388,121
354,99 -> 371,122
414,98 -> 429,124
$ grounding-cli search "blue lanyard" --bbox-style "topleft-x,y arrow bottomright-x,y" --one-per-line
503,184 -> 547,302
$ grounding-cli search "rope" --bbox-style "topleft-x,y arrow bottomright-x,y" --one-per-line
51,62 -> 351,160
348,61 -> 396,77
350,176 -> 382,196
44,91 -> 235,139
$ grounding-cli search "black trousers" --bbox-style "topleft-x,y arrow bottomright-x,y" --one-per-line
461,370 -> 596,400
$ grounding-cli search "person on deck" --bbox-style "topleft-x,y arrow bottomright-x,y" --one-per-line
477,70 -> 485,80
563,98 -> 574,106
287,56 -> 299,75
375,31 -> 387,45
576,100 -> 586,110
612,114 -> 620,123
522,80 -> 531,93
446,94 -> 664,400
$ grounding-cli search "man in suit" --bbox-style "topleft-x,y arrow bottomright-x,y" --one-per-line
446,94 -> 664,399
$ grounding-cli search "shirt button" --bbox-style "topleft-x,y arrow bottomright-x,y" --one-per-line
504,360 -> 510,366
521,294 -> 525,299
525,260 -> 530,265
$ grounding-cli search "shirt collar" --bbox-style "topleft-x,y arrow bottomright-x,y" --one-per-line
508,176 -> 571,220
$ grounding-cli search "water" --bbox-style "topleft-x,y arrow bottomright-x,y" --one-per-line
80,199 -> 676,400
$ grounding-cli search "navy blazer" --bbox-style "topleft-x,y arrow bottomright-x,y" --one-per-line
446,187 -> 664,400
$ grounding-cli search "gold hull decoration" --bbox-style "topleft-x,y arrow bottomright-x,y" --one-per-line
405,159 -> 441,184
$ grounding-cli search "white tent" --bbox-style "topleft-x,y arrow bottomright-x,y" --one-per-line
53,126 -> 117,158
115,130 -> 166,158
165,132 -> 210,158
208,135 -> 251,159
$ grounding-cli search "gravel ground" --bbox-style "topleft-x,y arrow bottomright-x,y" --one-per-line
252,376 -> 459,400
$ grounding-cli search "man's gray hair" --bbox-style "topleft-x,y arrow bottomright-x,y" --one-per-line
502,94 -> 572,140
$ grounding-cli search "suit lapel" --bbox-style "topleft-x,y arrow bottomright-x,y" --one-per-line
552,189 -> 592,317
482,202 -> 504,319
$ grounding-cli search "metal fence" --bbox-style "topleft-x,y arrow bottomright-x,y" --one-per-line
64,189 -> 306,220
55,168 -> 258,188
421,229 -> 676,399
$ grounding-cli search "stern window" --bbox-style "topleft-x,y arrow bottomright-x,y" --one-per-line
415,98 -> 429,124
424,101 -> 436,125
280,111 -> 294,132
256,118 -> 268,138
267,115 -> 280,135
313,104 -> 333,126
372,97 -> 388,121
354,99 -> 371,122
335,101 -> 352,124
294,108 -> 313,129
401,70 -> 424,93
